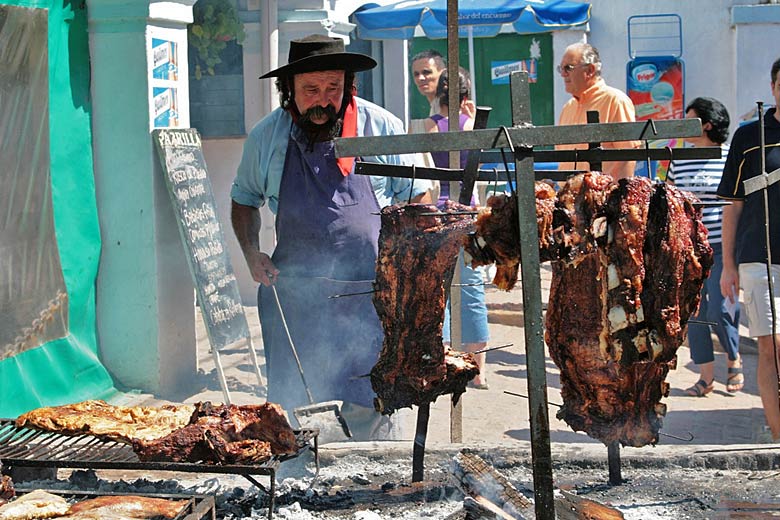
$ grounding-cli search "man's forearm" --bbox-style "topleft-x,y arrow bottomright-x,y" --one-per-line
231,200 -> 262,260
721,202 -> 742,269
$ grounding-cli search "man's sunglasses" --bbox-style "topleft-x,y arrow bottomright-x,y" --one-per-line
557,63 -> 588,74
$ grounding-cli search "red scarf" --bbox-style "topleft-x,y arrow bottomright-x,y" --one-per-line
336,97 -> 358,176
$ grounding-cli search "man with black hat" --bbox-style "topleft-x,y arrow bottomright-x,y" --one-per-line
230,35 -> 429,441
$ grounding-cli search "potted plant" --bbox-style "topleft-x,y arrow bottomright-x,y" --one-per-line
188,0 -> 246,80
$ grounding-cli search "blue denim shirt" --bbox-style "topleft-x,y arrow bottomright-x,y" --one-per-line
231,97 -> 429,212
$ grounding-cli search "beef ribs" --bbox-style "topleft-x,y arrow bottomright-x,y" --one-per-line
464,174 -> 713,447
15,400 -> 297,465
371,203 -> 480,415
15,400 -> 195,444
132,402 -> 296,464
65,495 -> 187,519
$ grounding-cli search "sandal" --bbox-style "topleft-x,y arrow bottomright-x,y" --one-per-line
727,365 -> 745,393
685,379 -> 713,397
469,379 -> 489,390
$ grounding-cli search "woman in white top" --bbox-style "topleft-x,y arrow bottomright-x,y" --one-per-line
667,97 -> 743,396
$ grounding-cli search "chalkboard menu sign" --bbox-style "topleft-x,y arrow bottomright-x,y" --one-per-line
153,128 -> 249,350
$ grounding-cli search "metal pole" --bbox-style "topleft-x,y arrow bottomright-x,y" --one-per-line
756,101 -> 780,409
586,110 -> 602,172
607,441 -> 622,485
412,403 -> 430,482
446,0 -> 464,445
510,71 -> 556,519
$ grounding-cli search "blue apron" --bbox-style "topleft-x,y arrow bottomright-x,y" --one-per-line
258,124 -> 382,412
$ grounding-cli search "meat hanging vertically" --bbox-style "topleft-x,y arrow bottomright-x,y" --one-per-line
371,203 -> 480,415
464,173 -> 713,447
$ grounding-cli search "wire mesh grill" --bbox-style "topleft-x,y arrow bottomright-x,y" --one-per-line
0,419 -> 316,476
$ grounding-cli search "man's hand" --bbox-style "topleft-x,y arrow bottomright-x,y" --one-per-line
232,200 -> 279,285
720,266 -> 739,304
246,250 -> 280,286
720,200 -> 743,303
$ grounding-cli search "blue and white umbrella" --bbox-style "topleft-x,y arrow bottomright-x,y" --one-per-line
354,0 -> 591,102
354,0 -> 591,40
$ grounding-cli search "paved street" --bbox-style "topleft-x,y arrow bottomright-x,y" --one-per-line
138,263 -> 777,453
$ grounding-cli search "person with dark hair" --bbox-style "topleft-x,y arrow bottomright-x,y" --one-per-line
424,67 -> 490,389
667,97 -> 742,396
411,49 -> 446,115
230,35 -> 431,441
556,42 -> 641,180
718,57 -> 780,441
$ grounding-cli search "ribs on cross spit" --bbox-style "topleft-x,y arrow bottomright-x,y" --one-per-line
464,173 -> 713,447
371,203 -> 480,415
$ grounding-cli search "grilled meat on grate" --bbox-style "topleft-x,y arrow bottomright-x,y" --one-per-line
132,402 -> 296,464
15,400 -> 297,465
0,490 -> 69,520
15,400 -> 194,444
62,495 -> 187,519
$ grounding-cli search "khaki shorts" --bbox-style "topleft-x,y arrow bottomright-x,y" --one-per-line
739,262 -> 780,337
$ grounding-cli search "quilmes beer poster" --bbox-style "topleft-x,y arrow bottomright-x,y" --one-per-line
627,57 -> 685,180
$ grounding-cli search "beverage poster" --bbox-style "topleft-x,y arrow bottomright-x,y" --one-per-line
627,57 -> 684,122
627,57 -> 685,179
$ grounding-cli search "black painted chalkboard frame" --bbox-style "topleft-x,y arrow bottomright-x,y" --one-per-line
153,128 -> 264,403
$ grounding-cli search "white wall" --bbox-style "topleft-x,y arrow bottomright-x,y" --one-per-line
584,0 -> 739,133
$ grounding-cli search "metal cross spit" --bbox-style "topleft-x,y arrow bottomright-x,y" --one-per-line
334,71 -> 719,519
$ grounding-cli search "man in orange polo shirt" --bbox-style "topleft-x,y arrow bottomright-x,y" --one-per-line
556,43 -> 640,180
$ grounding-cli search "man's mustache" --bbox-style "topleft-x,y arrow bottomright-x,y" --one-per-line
299,105 -> 338,124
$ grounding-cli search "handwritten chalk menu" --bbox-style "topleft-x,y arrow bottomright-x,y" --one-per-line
153,129 -> 249,349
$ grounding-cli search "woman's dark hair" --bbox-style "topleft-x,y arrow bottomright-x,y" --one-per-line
436,67 -> 470,108
274,70 -> 356,113
686,96 -> 730,144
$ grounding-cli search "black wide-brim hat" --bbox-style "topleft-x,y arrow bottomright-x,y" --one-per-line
259,34 -> 377,79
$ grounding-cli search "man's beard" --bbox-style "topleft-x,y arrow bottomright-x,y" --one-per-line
297,105 -> 343,144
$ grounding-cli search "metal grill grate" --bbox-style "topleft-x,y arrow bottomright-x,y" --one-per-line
0,420 -> 318,520
0,419 -> 316,473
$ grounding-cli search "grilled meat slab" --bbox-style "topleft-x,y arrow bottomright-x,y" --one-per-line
132,402 -> 296,464
371,203 -> 480,415
464,174 -> 712,446
0,490 -> 69,520
15,400 -> 194,444
63,495 -> 186,519
15,400 -> 297,465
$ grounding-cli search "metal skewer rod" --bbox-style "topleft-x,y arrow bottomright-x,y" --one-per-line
330,281 -> 496,298
418,211 -> 480,217
328,289 -> 376,299
471,343 -> 513,355
757,101 -> 780,414
503,391 -> 694,443
688,319 -> 718,326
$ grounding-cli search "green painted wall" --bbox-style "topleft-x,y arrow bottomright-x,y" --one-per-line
0,0 -> 117,416
410,32 -> 555,128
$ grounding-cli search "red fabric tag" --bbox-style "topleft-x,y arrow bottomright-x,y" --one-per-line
336,97 -> 358,176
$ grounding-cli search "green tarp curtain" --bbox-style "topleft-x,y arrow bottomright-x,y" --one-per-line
0,0 -> 117,416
